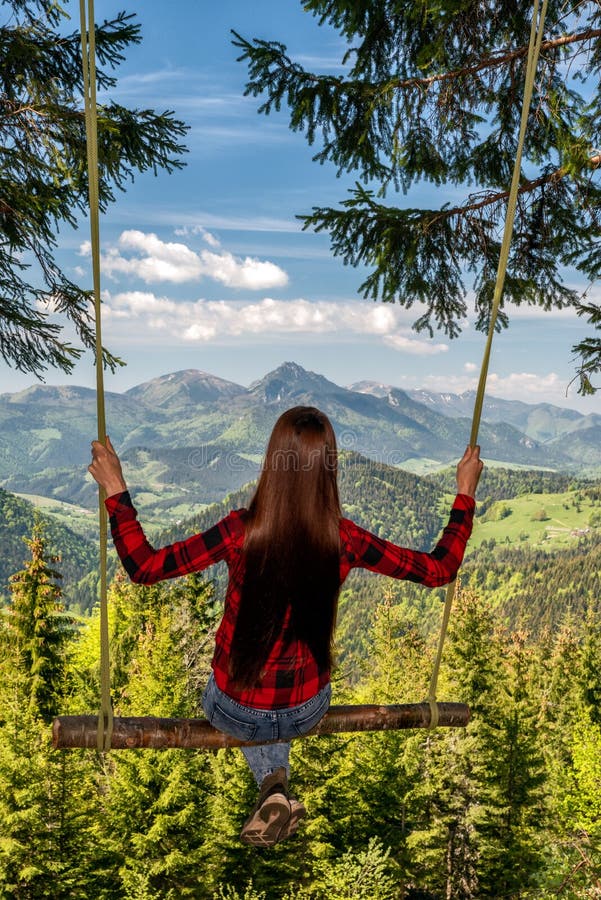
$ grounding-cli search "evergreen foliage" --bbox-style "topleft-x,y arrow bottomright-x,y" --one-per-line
0,467 -> 600,894
463,532 -> 601,631
0,698 -> 96,898
6,515 -> 75,721
234,1 -> 601,390
0,0 -> 187,377
0,523 -> 95,897
0,487 -> 96,609
0,554 -> 600,895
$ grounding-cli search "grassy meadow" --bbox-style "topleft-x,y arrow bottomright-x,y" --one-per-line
470,489 -> 599,550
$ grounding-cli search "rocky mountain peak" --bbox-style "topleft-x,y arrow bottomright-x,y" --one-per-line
249,361 -> 343,404
124,369 -> 246,408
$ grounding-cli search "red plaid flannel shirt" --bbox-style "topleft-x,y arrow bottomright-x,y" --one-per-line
105,491 -> 475,709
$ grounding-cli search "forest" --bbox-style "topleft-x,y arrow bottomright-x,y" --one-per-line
1,473 -> 600,898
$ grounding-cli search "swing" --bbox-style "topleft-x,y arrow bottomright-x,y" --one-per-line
52,0 -> 548,752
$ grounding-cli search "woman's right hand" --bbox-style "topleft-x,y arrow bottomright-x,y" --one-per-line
456,445 -> 484,498
88,435 -> 128,498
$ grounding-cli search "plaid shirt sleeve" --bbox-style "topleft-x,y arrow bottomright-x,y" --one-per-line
104,491 -> 237,584
341,493 -> 475,587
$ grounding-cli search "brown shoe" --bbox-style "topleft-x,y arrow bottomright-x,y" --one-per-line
276,798 -> 307,841
240,767 -> 291,848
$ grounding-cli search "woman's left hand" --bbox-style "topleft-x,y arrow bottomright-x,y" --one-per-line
88,435 -> 128,497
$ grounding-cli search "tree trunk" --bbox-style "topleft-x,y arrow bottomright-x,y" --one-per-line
53,702 -> 470,749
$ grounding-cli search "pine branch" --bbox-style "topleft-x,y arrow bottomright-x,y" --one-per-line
571,301 -> 601,394
235,26 -> 601,96
388,28 -> 601,92
0,1 -> 189,377
301,173 -> 584,337
240,4 -> 601,389
426,154 -> 601,228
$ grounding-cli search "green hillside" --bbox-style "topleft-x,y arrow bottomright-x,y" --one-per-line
470,489 -> 599,550
463,532 -> 601,632
13,492 -> 98,541
155,451 -> 446,549
149,458 -> 601,667
2,457 -> 599,640
0,488 -> 97,610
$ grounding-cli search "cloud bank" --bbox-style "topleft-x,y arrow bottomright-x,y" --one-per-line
103,292 -> 448,356
397,369 -> 572,404
80,230 -> 289,290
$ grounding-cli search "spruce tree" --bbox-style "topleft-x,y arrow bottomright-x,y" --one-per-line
553,719 -> 601,894
0,686 -> 98,899
405,587 -> 500,897
235,0 -> 601,391
7,514 -> 74,722
580,607 -> 601,726
341,595 -> 432,883
0,527 -> 97,899
0,0 -> 187,377
309,837 -> 400,900
87,572 -> 219,898
474,629 -> 547,896
541,611 -> 601,893
405,589 -> 548,898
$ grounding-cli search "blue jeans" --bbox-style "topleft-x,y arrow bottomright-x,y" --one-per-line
202,672 -> 332,785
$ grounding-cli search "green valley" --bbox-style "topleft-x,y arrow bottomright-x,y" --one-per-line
470,488 -> 599,550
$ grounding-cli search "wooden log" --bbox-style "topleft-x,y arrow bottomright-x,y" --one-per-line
53,702 -> 470,750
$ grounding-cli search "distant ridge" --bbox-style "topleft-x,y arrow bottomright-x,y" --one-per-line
350,381 -> 599,446
125,369 -> 246,409
1,363 -> 599,515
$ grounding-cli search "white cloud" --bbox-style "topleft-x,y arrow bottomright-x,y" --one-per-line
174,225 -> 221,247
199,248 -> 288,289
105,231 -> 203,283
393,369 -> 576,407
102,293 -> 448,356
202,231 -> 221,248
35,293 -> 61,313
394,373 -> 478,396
487,371 -> 566,397
459,293 -> 585,325
464,361 -> 477,372
384,334 -> 448,356
79,230 -> 289,290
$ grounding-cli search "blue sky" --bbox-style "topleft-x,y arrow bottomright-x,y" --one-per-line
2,0 -> 600,413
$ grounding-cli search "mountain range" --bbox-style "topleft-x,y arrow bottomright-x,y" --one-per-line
1,362 -> 599,519
352,381 -> 592,444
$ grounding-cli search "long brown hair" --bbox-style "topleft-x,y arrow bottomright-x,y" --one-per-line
229,407 -> 342,688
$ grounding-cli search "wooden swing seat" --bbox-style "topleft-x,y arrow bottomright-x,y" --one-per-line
53,702 -> 470,750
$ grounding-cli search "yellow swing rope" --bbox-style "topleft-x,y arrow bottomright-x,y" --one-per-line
78,0 -> 113,752
427,0 -> 549,728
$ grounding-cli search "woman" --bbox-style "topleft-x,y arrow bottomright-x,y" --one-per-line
89,406 -> 482,848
